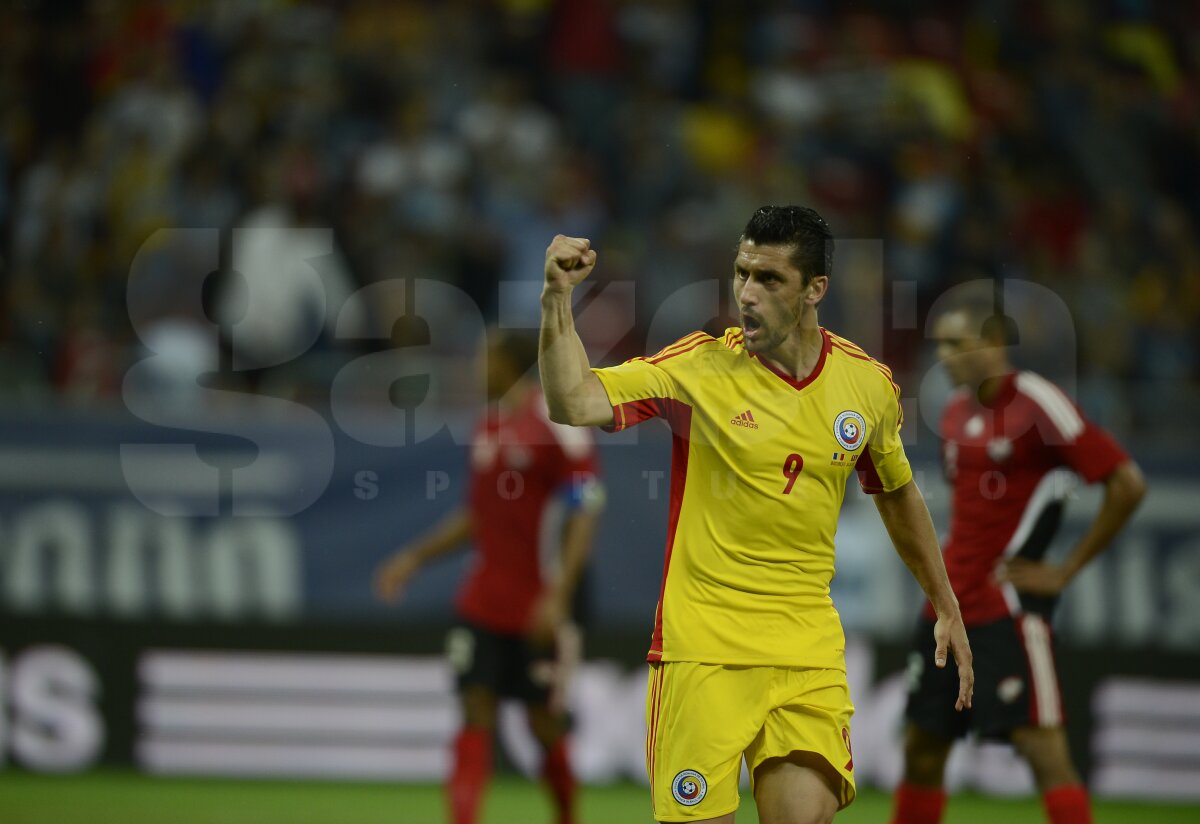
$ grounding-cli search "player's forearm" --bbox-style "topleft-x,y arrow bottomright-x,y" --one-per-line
408,507 -> 473,563
553,510 -> 601,604
1063,460 -> 1146,581
874,480 -> 961,619
539,288 -> 611,426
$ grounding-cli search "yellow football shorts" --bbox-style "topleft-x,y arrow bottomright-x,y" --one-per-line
646,662 -> 856,821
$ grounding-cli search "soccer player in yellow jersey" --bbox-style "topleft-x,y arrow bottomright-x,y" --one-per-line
539,205 -> 974,824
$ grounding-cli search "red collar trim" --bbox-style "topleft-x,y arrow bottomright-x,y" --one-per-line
750,328 -> 831,391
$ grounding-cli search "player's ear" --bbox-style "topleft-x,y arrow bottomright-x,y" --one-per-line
806,275 -> 830,305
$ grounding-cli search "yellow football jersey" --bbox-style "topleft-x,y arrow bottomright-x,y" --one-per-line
592,327 -> 911,669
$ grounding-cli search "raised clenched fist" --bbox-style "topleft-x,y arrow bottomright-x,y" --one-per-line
544,234 -> 598,292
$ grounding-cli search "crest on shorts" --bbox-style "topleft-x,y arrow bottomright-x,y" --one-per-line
834,410 -> 867,452
671,769 -> 707,806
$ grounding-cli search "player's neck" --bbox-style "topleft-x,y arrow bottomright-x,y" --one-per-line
975,371 -> 1010,405
760,323 -> 824,380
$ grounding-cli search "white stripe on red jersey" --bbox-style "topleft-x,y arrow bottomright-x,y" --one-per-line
1015,372 -> 1085,440
998,468 -> 1078,615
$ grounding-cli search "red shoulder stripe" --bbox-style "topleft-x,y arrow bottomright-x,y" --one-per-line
829,340 -> 903,422
828,333 -> 869,356
649,332 -> 708,360
868,358 -> 896,380
830,340 -> 872,362
649,337 -> 718,364
828,334 -> 894,374
830,340 -> 896,380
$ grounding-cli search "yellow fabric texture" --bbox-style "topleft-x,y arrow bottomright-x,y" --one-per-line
592,328 -> 910,668
645,661 -> 857,820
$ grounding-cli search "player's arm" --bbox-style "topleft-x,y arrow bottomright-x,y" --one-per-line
529,505 -> 603,643
373,506 -> 473,603
1002,460 -> 1147,595
540,235 -> 614,427
873,479 -> 974,711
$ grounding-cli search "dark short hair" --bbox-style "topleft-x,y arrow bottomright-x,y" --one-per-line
491,327 -> 540,376
738,205 -> 834,283
939,284 -> 1016,344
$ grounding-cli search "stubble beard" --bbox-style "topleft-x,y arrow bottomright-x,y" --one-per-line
746,323 -> 789,354
751,301 -> 806,355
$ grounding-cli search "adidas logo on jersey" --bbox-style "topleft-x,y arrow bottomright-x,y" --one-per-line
730,410 -> 759,429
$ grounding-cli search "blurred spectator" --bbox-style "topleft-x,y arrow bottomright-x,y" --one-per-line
214,144 -> 364,377
0,0 -> 1195,447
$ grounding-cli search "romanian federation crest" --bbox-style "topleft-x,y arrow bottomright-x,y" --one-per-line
834,410 -> 867,452
671,770 -> 707,806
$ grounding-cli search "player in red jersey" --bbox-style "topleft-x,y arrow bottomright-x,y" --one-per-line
890,293 -> 1147,824
374,328 -> 604,824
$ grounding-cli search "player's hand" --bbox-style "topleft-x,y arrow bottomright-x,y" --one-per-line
933,613 -> 974,711
373,553 -> 421,604
527,590 -> 568,646
544,235 -> 598,293
997,558 -> 1069,595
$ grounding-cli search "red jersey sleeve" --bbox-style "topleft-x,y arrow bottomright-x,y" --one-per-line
1055,421 -> 1128,483
1017,372 -> 1128,483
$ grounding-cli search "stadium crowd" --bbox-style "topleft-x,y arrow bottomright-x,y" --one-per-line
0,0 -> 1196,442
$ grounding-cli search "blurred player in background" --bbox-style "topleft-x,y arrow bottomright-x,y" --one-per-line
890,292 -> 1147,824
539,206 -> 973,824
374,328 -> 604,824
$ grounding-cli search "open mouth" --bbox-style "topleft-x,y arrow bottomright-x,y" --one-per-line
742,315 -> 762,340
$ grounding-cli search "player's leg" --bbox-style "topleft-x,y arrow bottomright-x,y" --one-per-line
745,668 -> 856,824
1011,726 -> 1079,789
526,702 -> 567,746
891,724 -> 954,824
515,632 -> 576,824
1009,614 -> 1092,824
890,617 -> 968,824
1011,723 -> 1092,824
460,683 -> 500,727
446,625 -> 501,824
900,724 -> 954,786
648,661 -> 769,823
752,757 -> 838,824
450,685 -> 499,824
526,703 -> 574,824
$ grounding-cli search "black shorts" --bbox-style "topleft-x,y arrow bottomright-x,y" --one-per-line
446,622 -> 557,705
904,614 -> 1065,741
